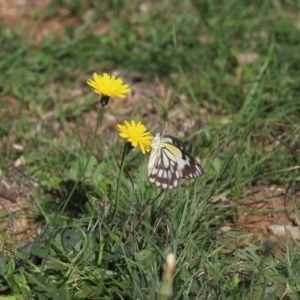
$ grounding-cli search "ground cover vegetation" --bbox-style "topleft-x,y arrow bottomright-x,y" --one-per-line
0,0 -> 299,299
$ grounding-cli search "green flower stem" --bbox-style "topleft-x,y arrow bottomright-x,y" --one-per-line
158,254 -> 175,299
111,141 -> 132,226
58,106 -> 104,218
57,226 -> 88,284
158,268 -> 174,300
98,235 -> 105,265
41,106 -> 104,269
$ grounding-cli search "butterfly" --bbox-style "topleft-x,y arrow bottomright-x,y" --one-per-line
148,132 -> 204,189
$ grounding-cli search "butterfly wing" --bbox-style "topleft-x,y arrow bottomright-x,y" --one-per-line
178,150 -> 204,180
148,142 -> 183,189
148,134 -> 204,190
162,135 -> 186,151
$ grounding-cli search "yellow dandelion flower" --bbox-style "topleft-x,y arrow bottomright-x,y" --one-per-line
117,120 -> 153,154
87,72 -> 131,98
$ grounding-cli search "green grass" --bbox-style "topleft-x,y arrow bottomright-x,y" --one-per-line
0,0 -> 300,299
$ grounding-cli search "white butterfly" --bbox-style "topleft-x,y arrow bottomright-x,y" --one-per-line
148,132 -> 204,189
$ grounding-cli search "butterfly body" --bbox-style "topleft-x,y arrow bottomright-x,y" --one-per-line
148,132 -> 204,189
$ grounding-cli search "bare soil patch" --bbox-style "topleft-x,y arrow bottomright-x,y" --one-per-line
0,0 -> 80,42
238,184 -> 300,246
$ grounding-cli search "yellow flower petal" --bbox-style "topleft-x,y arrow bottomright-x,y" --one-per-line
87,72 -> 131,98
117,120 -> 153,154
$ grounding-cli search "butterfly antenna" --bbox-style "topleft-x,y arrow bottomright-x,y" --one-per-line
157,109 -> 165,132
161,121 -> 166,134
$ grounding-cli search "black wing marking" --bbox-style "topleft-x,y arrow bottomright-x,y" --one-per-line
179,151 -> 204,179
148,146 -> 182,190
162,135 -> 186,151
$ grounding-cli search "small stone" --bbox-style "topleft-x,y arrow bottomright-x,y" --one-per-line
268,225 -> 300,240
220,226 -> 232,233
